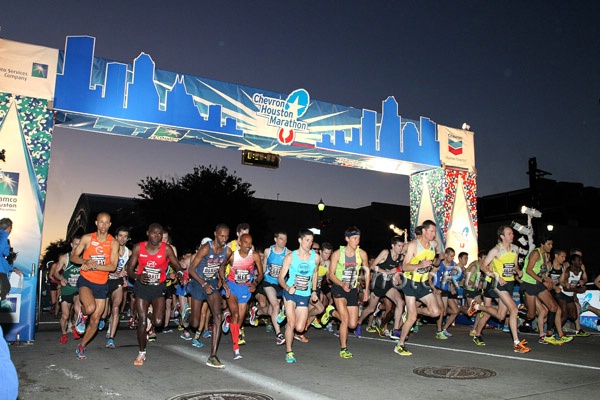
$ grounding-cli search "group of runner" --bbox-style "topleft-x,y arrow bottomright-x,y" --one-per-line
50,212 -> 595,369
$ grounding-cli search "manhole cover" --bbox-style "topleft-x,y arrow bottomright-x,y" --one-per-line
167,391 -> 274,400
413,366 -> 496,379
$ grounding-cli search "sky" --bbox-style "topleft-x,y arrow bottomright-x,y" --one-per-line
1,1 -> 599,250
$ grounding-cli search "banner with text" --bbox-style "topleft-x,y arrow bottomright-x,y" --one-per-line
0,38 -> 58,101
438,125 -> 475,172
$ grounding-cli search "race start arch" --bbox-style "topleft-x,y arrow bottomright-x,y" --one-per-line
0,36 -> 477,341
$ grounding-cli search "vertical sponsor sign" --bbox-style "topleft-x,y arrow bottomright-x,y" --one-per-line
0,39 -> 58,341
438,125 -> 475,171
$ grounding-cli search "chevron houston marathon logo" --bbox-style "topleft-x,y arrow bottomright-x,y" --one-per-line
448,138 -> 463,155
253,88 -> 310,145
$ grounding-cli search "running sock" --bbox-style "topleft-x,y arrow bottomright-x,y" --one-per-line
231,323 -> 240,351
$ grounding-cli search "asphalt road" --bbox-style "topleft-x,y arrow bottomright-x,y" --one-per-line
8,316 -> 600,400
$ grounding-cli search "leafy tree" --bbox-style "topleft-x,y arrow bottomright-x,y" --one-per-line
40,239 -> 68,271
135,165 -> 266,251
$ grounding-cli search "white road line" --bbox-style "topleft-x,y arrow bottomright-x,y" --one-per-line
164,345 -> 334,400
361,336 -> 600,371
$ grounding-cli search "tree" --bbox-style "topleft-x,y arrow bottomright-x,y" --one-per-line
40,238 -> 68,271
135,165 -> 267,251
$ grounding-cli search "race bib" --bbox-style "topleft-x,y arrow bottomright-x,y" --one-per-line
269,264 -> 282,278
203,263 -> 220,279
68,274 -> 80,287
342,266 -> 357,286
294,275 -> 310,291
502,263 -> 515,277
145,266 -> 161,285
90,255 -> 106,265
235,269 -> 251,284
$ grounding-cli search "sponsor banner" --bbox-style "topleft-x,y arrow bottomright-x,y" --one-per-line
0,92 -> 54,341
0,38 -> 59,100
438,125 -> 475,171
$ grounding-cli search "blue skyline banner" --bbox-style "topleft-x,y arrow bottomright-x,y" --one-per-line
53,36 -> 441,176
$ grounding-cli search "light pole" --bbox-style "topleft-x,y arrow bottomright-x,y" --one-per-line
317,199 -> 326,241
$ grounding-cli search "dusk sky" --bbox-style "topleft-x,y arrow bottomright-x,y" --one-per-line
2,1 -> 599,249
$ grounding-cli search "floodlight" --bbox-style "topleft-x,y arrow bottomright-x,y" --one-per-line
547,225 -> 554,232
389,224 -> 405,236
521,206 -> 542,218
462,123 -> 471,131
512,222 -> 532,236
517,237 -> 528,246
518,247 -> 529,256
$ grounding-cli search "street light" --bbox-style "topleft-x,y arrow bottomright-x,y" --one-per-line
317,199 -> 325,212
547,224 -> 554,232
389,224 -> 405,236
521,205 -> 542,218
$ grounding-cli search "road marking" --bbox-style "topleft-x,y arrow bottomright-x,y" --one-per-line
165,345 -> 334,400
361,336 -> 600,371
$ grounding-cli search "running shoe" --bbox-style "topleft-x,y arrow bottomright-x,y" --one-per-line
442,329 -> 453,337
502,325 -> 510,333
354,325 -> 362,338
559,335 -> 573,343
206,355 -> 225,369
75,311 -> 87,335
321,304 -> 335,325
233,350 -> 243,360
286,351 -> 297,363
106,338 -> 115,349
192,339 -> 204,348
436,331 -> 448,340
581,301 -> 590,313
163,327 -> 173,334
76,344 -> 86,360
467,300 -> 479,317
98,319 -> 105,331
276,306 -> 286,324
576,329 -> 591,337
294,334 -> 309,343
203,330 -> 212,338
276,333 -> 286,345
134,352 -> 146,366
249,305 -> 259,326
222,311 -> 231,334
469,329 -> 476,337
72,326 -> 81,340
472,335 -> 486,346
411,324 -> 419,333
375,325 -> 387,338
389,329 -> 401,340
128,316 -> 137,330
265,324 -> 274,333
147,330 -> 157,342
60,334 -> 68,344
394,344 -> 412,356
339,348 -> 353,359
325,323 -> 334,333
105,321 -> 111,338
513,339 -> 531,353
366,324 -> 377,333
311,319 -> 322,329
180,331 -> 192,340
238,327 -> 246,345
178,324 -> 185,331
538,336 -> 549,345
